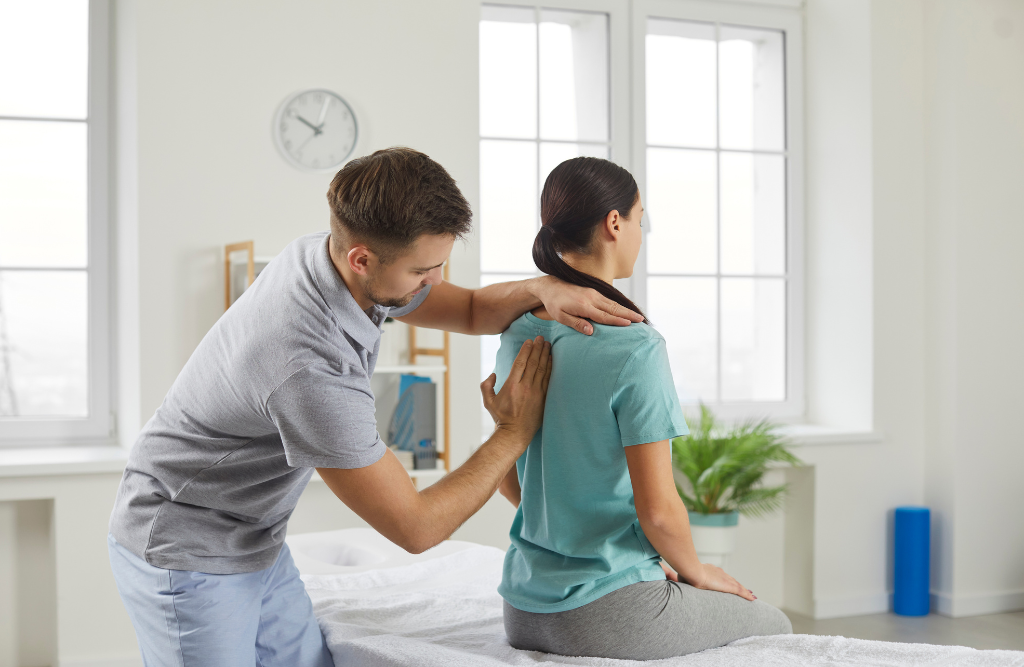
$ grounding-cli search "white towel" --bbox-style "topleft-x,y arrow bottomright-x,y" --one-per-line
302,545 -> 1024,667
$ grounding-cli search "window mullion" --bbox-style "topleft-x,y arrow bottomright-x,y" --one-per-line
535,5 -> 541,236
714,21 -> 722,405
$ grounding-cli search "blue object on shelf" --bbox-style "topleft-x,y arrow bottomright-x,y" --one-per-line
398,373 -> 432,396
894,506 -> 930,616
387,375 -> 436,451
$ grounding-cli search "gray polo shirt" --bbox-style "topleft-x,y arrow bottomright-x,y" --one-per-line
109,232 -> 430,574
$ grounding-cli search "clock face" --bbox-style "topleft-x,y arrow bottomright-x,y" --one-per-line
273,89 -> 358,172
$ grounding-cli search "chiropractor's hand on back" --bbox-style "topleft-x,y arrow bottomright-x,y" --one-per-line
533,275 -> 644,335
317,335 -> 550,556
481,335 -> 552,447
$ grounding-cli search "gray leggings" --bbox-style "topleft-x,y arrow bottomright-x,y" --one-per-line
504,580 -> 792,660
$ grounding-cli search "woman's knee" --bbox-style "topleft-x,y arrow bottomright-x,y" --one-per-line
755,601 -> 793,636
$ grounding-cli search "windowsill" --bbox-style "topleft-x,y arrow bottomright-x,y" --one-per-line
0,447 -> 450,481
775,424 -> 883,446
0,445 -> 129,479
0,425 -> 876,481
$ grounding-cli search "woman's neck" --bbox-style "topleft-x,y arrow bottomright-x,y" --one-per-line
562,250 -> 616,285
532,251 -> 617,321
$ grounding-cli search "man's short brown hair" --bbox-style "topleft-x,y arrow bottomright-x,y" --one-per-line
327,147 -> 472,262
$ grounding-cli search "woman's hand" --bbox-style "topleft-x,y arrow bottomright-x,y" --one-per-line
693,563 -> 756,601
531,276 -> 644,335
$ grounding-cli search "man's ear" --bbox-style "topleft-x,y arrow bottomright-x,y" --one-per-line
346,244 -> 375,277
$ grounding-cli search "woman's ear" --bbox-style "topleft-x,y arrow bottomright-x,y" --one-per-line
604,209 -> 622,240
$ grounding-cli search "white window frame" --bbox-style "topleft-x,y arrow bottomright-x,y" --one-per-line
630,0 -> 805,421
478,0 -> 631,288
0,0 -> 113,445
476,0 -> 805,428
477,0 -> 631,441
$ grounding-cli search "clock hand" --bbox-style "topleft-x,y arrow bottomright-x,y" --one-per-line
297,132 -> 318,154
296,115 -> 322,135
316,96 -> 332,128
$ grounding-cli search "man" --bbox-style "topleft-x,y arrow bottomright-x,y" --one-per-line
108,147 -> 644,667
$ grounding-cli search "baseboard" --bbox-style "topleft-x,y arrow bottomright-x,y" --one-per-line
60,656 -> 143,667
813,592 -> 889,619
932,589 -> 1024,618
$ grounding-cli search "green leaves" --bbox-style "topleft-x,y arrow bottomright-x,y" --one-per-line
671,404 -> 802,517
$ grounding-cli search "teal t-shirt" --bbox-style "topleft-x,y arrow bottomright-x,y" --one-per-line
494,312 -> 689,613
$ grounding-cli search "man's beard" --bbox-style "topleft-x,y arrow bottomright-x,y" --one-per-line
364,273 -> 420,309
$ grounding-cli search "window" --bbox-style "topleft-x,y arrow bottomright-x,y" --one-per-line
477,1 -> 802,429
637,11 -> 801,416
0,0 -> 111,443
478,4 -> 611,434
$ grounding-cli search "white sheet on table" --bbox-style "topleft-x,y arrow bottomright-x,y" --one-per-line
302,545 -> 1024,667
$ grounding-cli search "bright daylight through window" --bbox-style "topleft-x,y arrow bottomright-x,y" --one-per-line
479,7 -> 795,433
478,5 -> 610,435
0,0 -> 91,422
644,18 -> 788,405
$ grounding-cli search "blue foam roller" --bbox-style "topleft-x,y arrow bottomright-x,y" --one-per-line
894,506 -> 930,616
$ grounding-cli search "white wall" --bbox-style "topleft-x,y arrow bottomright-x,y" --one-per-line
922,0 -> 1024,616
797,0 -> 1024,619
124,0 -> 481,429
791,0 -> 1024,620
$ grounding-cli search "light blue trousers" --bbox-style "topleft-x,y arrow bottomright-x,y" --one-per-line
108,534 -> 334,667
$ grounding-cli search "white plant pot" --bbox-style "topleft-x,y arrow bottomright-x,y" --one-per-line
689,512 -> 740,568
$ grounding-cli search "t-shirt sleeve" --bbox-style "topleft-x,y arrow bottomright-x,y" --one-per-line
266,362 -> 387,469
386,283 -> 432,318
610,337 -> 690,447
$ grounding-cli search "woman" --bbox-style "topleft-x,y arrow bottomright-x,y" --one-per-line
488,157 -> 792,660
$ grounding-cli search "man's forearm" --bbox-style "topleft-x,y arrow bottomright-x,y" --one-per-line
407,428 -> 528,550
467,278 -> 544,335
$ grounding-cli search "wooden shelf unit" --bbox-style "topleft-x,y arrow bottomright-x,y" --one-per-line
407,261 -> 451,474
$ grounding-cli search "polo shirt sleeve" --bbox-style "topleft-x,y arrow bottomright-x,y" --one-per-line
266,362 -> 387,469
387,283 -> 432,318
610,336 -> 689,447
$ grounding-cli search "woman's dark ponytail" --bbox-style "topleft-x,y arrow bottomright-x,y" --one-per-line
533,157 -> 649,324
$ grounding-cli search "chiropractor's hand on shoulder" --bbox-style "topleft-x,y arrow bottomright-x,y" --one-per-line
532,275 -> 644,335
481,335 -> 552,446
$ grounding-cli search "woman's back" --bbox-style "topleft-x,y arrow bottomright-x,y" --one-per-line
494,312 -> 688,613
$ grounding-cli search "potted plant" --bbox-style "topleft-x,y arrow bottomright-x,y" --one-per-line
671,404 -> 802,567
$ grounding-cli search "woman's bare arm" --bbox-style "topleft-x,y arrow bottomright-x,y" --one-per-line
498,465 -> 522,507
625,440 -> 755,601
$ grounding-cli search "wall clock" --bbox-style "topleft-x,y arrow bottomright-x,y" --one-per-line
273,89 -> 358,172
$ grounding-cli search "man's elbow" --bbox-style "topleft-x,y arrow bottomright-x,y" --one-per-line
394,526 -> 441,555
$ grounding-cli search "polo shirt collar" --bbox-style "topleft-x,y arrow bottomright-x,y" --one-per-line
311,234 -> 386,351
